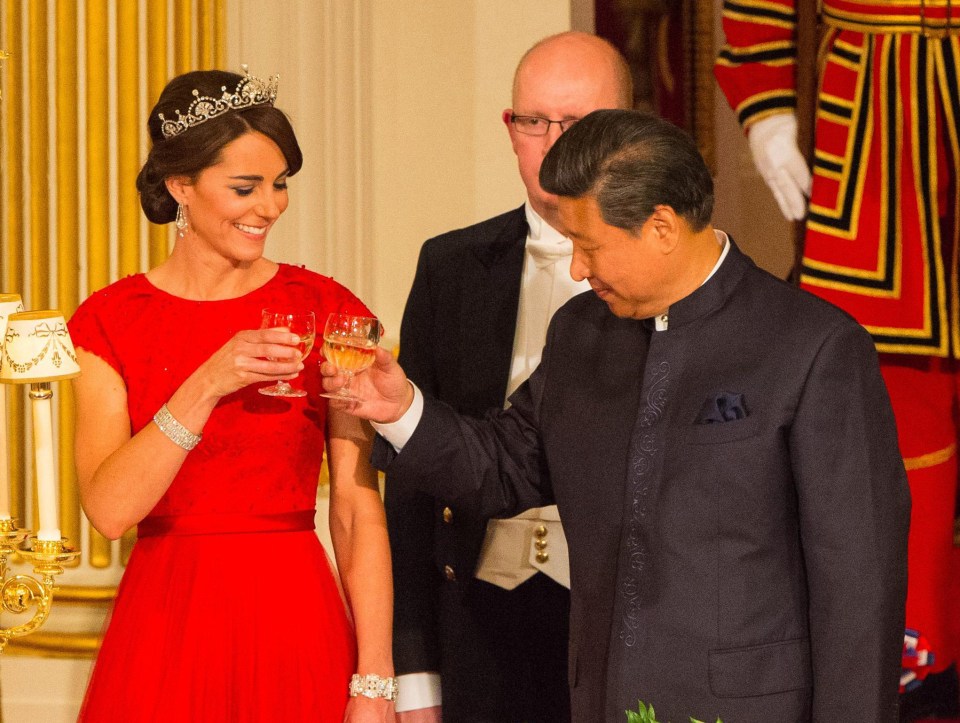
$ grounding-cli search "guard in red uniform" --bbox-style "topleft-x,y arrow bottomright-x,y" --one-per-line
716,2 -> 960,719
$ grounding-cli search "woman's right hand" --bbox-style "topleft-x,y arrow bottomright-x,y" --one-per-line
75,326 -> 308,538
192,327 -> 305,400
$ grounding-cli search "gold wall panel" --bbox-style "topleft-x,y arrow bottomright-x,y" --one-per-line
56,1 -> 81,551
0,0 -> 225,658
1,0 -> 26,529
85,0 -> 112,569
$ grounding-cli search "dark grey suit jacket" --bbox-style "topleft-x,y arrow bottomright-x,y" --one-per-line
376,238 -> 910,722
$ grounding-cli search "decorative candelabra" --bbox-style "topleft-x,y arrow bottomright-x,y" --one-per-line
0,304 -> 82,652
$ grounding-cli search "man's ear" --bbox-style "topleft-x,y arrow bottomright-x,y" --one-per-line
165,176 -> 191,205
503,109 -> 522,154
648,205 -> 681,254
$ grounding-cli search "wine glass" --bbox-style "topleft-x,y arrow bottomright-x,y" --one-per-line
319,313 -> 381,400
258,309 -> 316,398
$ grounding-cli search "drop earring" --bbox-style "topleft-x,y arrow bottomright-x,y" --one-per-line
175,204 -> 188,238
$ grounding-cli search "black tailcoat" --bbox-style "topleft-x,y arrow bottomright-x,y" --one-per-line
386,206 -> 572,720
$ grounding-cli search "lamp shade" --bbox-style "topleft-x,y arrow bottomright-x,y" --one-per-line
0,294 -> 23,337
0,310 -> 81,384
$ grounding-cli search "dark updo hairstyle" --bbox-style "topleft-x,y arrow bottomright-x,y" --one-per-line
136,69 -> 304,224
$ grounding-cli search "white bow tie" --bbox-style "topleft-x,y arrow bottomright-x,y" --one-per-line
526,237 -> 572,269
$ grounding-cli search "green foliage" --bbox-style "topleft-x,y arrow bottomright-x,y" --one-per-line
626,700 -> 657,723
626,699 -> 722,723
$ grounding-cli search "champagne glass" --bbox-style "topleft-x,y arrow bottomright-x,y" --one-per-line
319,313 -> 381,400
258,309 -> 316,398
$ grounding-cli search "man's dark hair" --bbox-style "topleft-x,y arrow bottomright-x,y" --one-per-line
540,109 -> 714,232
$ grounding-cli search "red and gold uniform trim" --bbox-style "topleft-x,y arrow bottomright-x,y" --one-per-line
903,442 -> 956,471
824,0 -> 960,36
716,0 -> 960,356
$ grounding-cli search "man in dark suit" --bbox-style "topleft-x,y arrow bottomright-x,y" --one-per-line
328,110 -> 911,722
387,32 -> 632,723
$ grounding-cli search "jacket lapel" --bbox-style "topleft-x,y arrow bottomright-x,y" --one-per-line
456,206 -> 527,411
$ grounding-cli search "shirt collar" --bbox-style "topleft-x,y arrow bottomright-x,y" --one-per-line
703,229 -> 730,284
524,201 -> 569,243
524,201 -> 573,267
655,229 -> 730,331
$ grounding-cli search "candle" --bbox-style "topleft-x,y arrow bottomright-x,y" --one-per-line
32,392 -> 60,541
0,384 -> 9,520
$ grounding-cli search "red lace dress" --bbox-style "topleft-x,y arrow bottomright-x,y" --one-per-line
69,264 -> 371,722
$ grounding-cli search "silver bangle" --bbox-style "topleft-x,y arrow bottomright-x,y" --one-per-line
152,404 -> 201,451
348,673 -> 398,702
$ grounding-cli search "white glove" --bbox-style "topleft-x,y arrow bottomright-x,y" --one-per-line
747,113 -> 812,221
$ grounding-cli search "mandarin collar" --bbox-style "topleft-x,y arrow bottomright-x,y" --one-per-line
654,231 -> 750,332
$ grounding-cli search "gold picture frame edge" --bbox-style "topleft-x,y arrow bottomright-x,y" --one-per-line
692,0 -> 716,175
6,631 -> 101,658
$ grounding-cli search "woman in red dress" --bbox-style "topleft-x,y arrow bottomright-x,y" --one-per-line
68,68 -> 395,722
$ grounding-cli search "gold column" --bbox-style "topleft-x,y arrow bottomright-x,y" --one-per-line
116,0 -> 142,565
85,0 -> 111,568
84,0 -> 109,294
1,1 -> 25,524
117,1 -> 139,278
27,1 -> 50,534
198,0 -> 213,69
27,2 -> 48,310
56,0 -> 80,553
174,0 -> 192,75
147,0 -> 170,267
214,0 -> 225,67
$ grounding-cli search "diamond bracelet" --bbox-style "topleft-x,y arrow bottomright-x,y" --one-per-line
348,673 -> 399,702
152,404 -> 202,451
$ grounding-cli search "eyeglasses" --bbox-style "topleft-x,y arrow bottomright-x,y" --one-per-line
509,114 -> 580,136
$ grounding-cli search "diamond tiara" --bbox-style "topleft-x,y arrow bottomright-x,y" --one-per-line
158,64 -> 279,140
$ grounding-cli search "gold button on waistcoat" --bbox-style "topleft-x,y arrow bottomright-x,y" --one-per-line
534,525 -> 549,562
444,564 -> 457,581
442,507 -> 453,523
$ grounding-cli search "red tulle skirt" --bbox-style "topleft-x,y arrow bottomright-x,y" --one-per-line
79,525 -> 356,722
